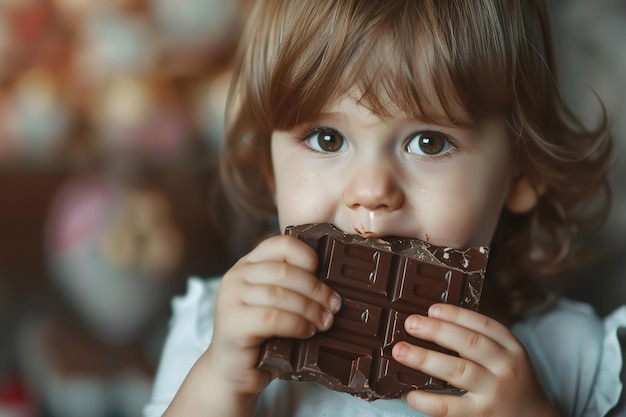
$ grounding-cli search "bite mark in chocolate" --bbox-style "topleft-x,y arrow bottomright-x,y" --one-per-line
257,223 -> 489,401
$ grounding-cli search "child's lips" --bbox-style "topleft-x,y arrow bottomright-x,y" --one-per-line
353,224 -> 377,237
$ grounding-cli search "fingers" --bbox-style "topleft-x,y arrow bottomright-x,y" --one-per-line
229,305 -> 321,341
243,234 -> 319,272
427,304 -> 520,352
239,282 -> 336,331
392,304 -> 553,417
393,339 -> 492,393
217,234 -> 342,347
400,313 -> 509,369
401,389 -> 469,417
238,235 -> 342,313
392,304 -> 526,393
207,234 -> 343,397
240,260 -> 342,315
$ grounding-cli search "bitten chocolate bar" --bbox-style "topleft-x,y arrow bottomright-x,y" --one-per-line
257,223 -> 489,401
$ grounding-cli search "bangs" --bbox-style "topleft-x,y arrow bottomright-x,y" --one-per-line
223,0 -> 615,319
256,0 -> 517,131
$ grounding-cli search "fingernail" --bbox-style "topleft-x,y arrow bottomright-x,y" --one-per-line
329,293 -> 342,313
406,315 -> 423,330
393,342 -> 408,358
429,305 -> 443,318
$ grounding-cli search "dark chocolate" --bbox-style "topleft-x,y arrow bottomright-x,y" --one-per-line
257,223 -> 489,401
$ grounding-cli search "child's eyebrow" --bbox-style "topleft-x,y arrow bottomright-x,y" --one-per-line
304,95 -> 481,131
312,110 -> 474,130
315,111 -> 342,119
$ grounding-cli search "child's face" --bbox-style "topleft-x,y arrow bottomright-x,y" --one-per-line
270,96 -> 523,249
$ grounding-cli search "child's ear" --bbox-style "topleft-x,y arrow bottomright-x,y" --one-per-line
505,174 -> 547,214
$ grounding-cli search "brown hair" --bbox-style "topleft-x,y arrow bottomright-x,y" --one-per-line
220,0 -> 612,319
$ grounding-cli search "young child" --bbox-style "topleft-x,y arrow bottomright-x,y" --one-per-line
144,1 -> 624,416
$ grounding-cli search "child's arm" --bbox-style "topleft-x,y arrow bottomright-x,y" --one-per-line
392,304 -> 560,417
163,235 -> 342,417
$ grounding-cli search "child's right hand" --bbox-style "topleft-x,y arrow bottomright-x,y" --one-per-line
205,234 -> 342,397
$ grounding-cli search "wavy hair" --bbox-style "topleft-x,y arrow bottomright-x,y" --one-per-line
220,0 -> 612,319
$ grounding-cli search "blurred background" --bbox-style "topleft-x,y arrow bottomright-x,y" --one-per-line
0,0 -> 624,416
0,1 -> 248,416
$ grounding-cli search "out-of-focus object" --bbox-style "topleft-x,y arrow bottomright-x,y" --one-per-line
0,374 -> 36,417
17,317 -> 152,417
191,69 -> 232,155
0,14 -> 15,81
0,97 -> 19,161
0,0 -> 247,166
71,7 -> 157,93
53,0 -> 105,23
0,0 -> 68,81
90,76 -> 191,164
151,0 -> 243,76
46,174 -> 183,344
2,69 -> 73,164
99,187 -> 184,276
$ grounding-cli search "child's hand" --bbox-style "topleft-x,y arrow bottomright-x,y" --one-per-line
205,234 -> 342,397
392,304 -> 559,417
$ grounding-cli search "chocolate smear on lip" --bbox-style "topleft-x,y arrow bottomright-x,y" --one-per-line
258,223 -> 489,401
354,226 -> 375,237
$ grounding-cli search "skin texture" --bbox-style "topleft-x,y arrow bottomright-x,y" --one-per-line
163,97 -> 557,417
271,96 -> 520,248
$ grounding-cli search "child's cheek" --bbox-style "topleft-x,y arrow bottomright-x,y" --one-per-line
414,169 -> 489,248
275,171 -> 336,229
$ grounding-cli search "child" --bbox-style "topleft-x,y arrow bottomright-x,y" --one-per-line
144,0 -> 624,416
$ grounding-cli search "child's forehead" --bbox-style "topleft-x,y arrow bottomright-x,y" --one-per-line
313,88 -> 476,129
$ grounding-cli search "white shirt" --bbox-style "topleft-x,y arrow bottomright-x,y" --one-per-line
143,277 -> 626,417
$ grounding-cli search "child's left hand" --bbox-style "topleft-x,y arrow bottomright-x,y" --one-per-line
392,303 -> 559,417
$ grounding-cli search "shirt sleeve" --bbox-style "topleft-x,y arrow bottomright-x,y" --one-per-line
601,306 -> 626,417
513,298 -> 626,417
143,277 -> 220,417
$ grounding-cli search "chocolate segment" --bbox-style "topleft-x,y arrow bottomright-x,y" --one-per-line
257,223 -> 489,401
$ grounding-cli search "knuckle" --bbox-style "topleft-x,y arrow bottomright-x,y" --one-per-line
433,398 -> 450,417
268,286 -> 286,306
261,308 -> 281,327
450,359 -> 468,381
261,307 -> 312,338
478,314 -> 491,329
465,331 -> 482,351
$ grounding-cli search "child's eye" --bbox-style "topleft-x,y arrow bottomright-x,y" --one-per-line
306,128 -> 347,153
405,131 -> 455,157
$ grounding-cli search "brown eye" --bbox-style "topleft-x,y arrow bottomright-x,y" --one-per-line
307,128 -> 347,153
406,131 -> 453,156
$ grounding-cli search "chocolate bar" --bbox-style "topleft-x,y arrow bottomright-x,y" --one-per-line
257,223 -> 489,401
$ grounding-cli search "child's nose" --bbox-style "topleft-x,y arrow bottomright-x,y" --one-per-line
342,164 -> 404,212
